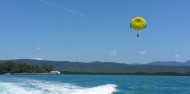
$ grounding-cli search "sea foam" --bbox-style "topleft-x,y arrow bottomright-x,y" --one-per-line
0,79 -> 117,94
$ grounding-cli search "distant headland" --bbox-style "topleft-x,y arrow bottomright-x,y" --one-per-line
0,61 -> 60,75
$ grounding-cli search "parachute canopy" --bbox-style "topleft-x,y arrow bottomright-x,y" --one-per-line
130,17 -> 146,31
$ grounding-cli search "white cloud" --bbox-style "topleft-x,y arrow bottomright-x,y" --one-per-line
35,47 -> 41,51
138,50 -> 148,55
175,54 -> 180,58
14,57 -> 19,59
32,57 -> 43,60
174,54 -> 180,62
109,50 -> 118,56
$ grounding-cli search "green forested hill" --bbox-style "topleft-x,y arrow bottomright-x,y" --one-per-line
1,59 -> 190,73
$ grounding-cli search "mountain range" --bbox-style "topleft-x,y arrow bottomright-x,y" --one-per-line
1,59 -> 190,73
147,60 -> 190,66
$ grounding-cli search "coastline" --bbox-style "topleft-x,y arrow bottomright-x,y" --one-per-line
2,71 -> 190,76
60,71 -> 190,76
10,73 -> 60,75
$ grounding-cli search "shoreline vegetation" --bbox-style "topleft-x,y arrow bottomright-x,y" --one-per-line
0,61 -> 54,74
1,61 -> 190,76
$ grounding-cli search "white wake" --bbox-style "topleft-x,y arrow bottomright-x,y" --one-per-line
0,79 -> 117,94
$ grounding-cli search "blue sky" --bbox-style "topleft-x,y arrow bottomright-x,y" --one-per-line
0,0 -> 190,64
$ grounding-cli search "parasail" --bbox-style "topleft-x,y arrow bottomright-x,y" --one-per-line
130,17 -> 146,37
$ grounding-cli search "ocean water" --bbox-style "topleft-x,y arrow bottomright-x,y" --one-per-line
0,75 -> 190,94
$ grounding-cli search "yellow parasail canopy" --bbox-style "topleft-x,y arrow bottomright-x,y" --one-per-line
130,17 -> 146,31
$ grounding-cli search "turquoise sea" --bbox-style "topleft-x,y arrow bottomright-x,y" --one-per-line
0,75 -> 190,94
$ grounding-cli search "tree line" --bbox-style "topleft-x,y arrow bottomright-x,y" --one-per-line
0,61 -> 54,74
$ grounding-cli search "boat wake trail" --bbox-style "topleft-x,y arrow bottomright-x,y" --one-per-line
0,78 -> 117,94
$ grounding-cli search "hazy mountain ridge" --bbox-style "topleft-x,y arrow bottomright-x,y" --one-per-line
147,60 -> 190,66
1,59 -> 190,73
